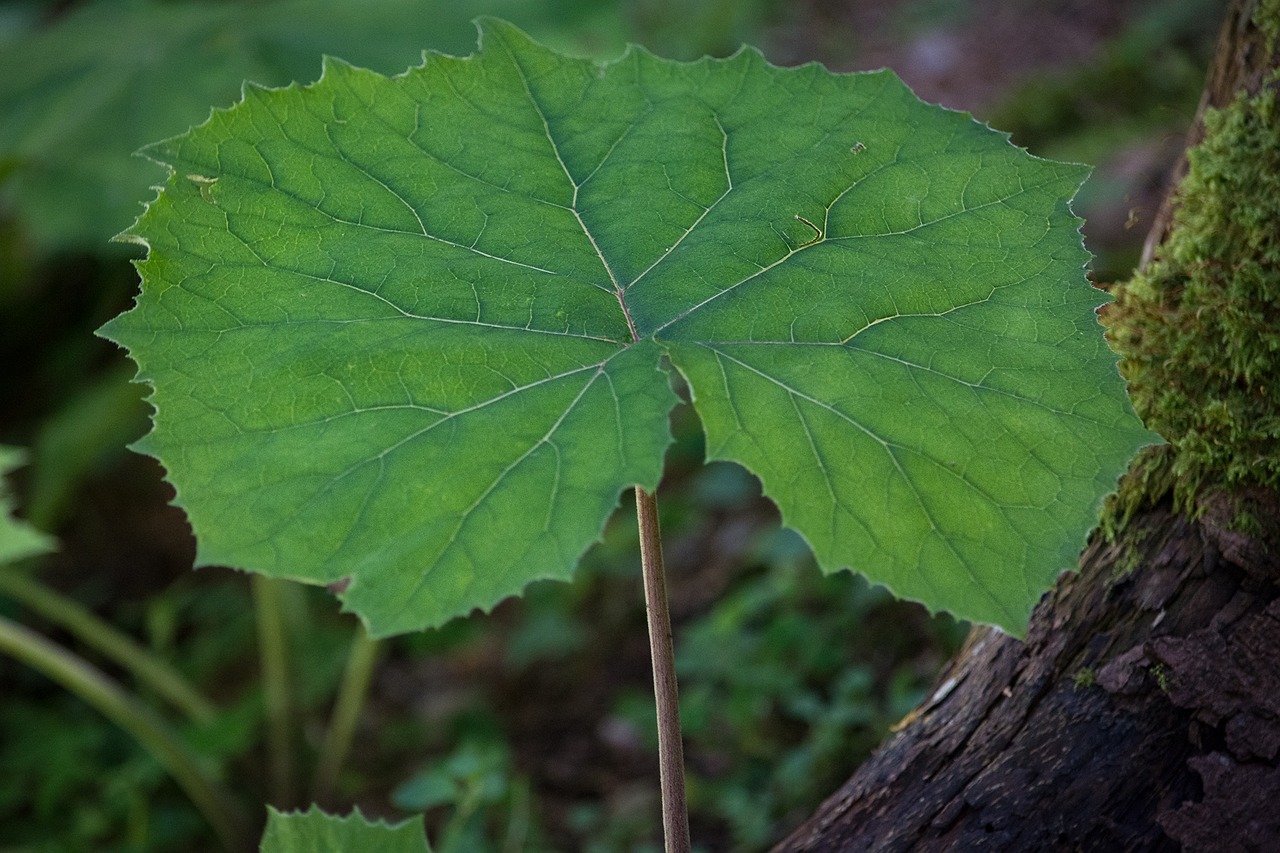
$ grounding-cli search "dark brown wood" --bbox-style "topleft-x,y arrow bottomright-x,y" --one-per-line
775,492 -> 1280,852
777,2 -> 1280,849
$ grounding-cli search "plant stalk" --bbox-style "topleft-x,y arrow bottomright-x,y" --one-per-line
0,569 -> 216,724
0,614 -> 249,851
311,622 -> 381,804
635,487 -> 691,853
252,574 -> 297,808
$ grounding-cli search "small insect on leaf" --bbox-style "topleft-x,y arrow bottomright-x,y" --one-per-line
793,214 -> 823,249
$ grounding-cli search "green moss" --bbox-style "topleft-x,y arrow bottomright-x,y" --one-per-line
1261,0 -> 1280,50
1100,446 -> 1178,541
1072,668 -> 1097,690
1105,71 -> 1280,515
1230,504 -> 1265,535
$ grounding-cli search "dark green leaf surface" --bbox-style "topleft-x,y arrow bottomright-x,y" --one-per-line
104,20 -> 1156,636
260,806 -> 431,853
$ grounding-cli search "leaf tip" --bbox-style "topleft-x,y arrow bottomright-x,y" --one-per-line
472,15 -> 531,52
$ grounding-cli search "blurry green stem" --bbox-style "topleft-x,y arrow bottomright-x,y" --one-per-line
0,569 -> 215,724
312,622 -> 381,804
439,779 -> 486,852
253,574 -> 297,808
0,614 -> 249,851
636,487 -> 690,853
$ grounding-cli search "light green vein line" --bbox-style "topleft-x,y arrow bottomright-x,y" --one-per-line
623,113 -> 733,293
579,118 -> 642,189
192,302 -> 624,345
785,392 -> 840,544
225,148 -> 577,282
650,238 -> 809,337
825,177 -> 1060,241
396,356 -> 612,619
333,361 -> 603,481
216,226 -> 624,343
502,39 -> 636,339
842,344 -> 1111,426
406,99 -> 574,211
223,360 -> 608,557
697,338 -> 1105,425
701,344 -> 1019,624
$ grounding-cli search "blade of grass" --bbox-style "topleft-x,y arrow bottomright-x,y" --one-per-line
311,622 -> 381,805
0,568 -> 216,724
252,574 -> 297,808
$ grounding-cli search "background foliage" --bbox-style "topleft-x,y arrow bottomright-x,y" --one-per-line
0,0 -> 1220,850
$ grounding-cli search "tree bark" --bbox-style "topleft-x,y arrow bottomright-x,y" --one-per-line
777,3 -> 1280,850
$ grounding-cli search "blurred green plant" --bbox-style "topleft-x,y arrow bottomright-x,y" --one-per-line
0,444 -> 402,850
989,0 -> 1221,154
676,538 -> 963,847
0,0 -> 779,254
392,726 -> 536,852
0,0 -> 600,251
0,447 -> 246,849
0,446 -> 53,562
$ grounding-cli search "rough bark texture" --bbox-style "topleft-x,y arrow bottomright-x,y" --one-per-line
776,492 -> 1280,852
777,2 -> 1280,850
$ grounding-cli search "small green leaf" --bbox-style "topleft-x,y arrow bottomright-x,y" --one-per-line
0,446 -> 55,566
260,806 -> 431,853
104,20 -> 1156,636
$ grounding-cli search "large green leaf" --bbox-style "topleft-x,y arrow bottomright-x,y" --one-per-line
0,0 -> 622,250
260,806 -> 431,853
103,20 -> 1156,636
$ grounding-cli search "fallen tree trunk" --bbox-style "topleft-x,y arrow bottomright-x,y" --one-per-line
777,2 -> 1280,850
777,492 -> 1280,851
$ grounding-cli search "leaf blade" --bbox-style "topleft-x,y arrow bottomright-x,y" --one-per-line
104,26 -> 678,635
661,134 -> 1152,631
106,19 -> 1156,636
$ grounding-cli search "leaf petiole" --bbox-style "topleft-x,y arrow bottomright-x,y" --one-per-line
636,487 -> 691,853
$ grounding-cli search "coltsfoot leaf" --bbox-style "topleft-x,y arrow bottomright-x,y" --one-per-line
103,20 -> 1157,636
